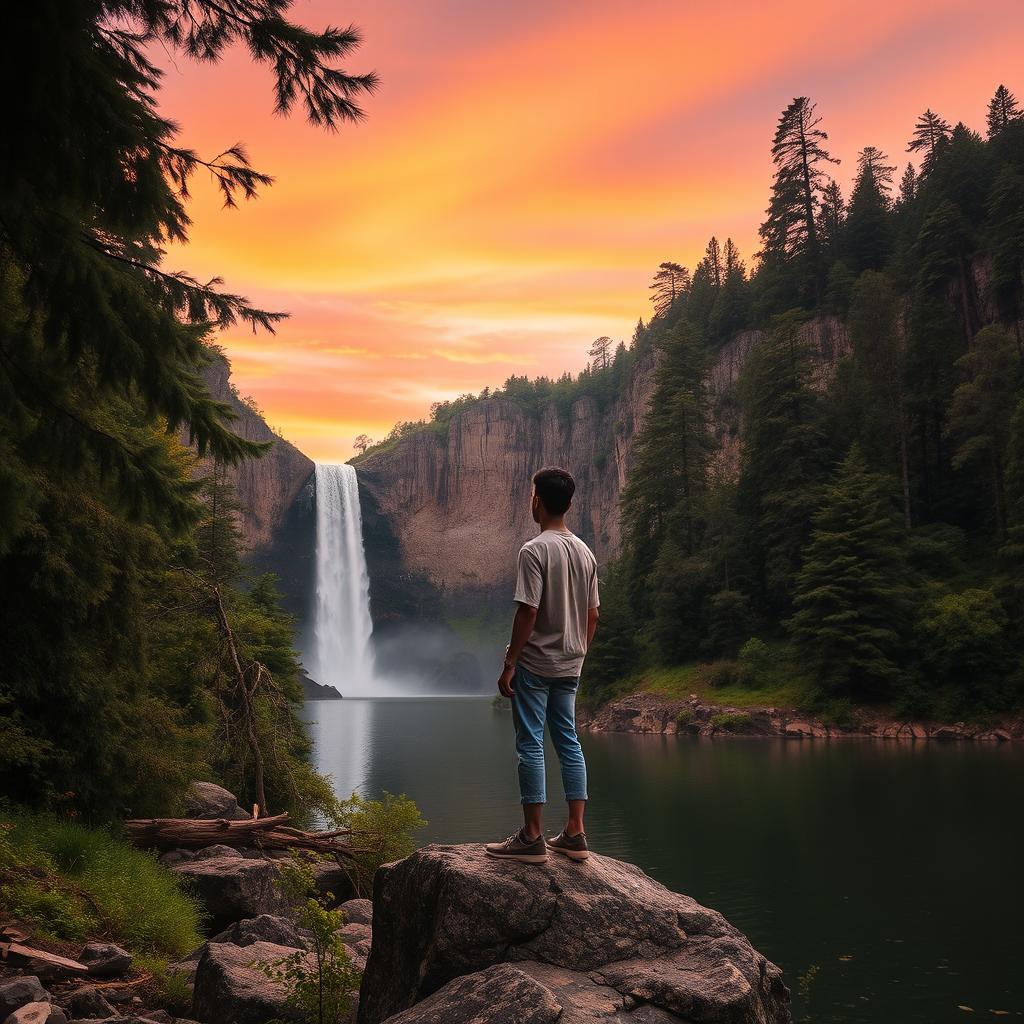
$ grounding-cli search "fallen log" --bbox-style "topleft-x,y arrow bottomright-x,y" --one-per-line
0,941 -> 89,975
123,813 -> 367,859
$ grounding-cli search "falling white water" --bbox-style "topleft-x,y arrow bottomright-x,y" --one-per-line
314,463 -> 376,696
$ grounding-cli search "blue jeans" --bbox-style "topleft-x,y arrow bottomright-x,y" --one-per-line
511,664 -> 588,805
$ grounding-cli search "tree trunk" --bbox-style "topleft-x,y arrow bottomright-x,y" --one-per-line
212,584 -> 268,816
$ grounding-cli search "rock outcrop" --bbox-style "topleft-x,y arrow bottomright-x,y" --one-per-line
169,856 -> 288,933
0,980 -> 51,1021
192,941 -> 309,1024
184,782 -> 251,822
199,354 -> 314,553
357,844 -> 790,1024
580,692 -> 1024,741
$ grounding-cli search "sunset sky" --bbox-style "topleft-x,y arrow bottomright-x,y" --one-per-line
159,0 -> 1024,461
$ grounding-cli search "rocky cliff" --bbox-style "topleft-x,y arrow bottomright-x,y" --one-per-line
358,843 -> 790,1024
357,350 -> 656,598
356,316 -> 850,599
200,354 -> 315,553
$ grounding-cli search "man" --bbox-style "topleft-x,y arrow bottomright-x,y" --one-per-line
486,467 -> 599,864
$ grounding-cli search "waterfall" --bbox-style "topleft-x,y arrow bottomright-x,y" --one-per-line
314,463 -> 376,696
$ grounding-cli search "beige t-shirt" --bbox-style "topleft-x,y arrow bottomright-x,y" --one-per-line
513,529 -> 600,678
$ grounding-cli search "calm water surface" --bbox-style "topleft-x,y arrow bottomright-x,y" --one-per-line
304,697 -> 1023,1024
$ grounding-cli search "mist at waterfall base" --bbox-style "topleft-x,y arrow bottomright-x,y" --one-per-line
309,463 -> 492,697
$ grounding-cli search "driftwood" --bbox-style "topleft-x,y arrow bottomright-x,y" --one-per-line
0,941 -> 89,974
123,813 -> 364,859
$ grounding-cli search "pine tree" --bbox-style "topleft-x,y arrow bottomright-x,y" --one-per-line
916,199 -> 977,346
589,336 -> 613,370
846,271 -> 913,527
907,108 -> 952,175
947,326 -> 1020,539
787,445 -> 911,700
987,85 -> 1022,139
897,163 -> 917,206
622,319 -> 711,614
817,179 -> 846,262
758,97 -> 839,304
709,240 -> 748,342
704,237 -> 723,287
581,564 -> 637,701
648,262 -> 689,317
986,166 -> 1024,343
845,148 -> 896,272
737,311 -> 830,614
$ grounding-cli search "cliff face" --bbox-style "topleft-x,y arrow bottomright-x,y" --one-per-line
201,355 -> 315,552
357,349 -> 658,597
357,316 -> 851,597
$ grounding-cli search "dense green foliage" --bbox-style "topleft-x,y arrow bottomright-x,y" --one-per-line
587,88 -> 1024,719
0,810 -> 204,958
0,2 -> 375,820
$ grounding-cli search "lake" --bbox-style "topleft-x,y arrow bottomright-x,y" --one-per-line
304,696 -> 1022,1024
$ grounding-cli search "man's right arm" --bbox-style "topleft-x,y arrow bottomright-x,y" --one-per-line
586,605 -> 599,648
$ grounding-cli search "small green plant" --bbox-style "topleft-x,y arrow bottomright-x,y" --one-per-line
261,859 -> 360,1024
327,792 -> 426,896
710,711 -> 754,733
675,708 -> 694,727
151,969 -> 194,1015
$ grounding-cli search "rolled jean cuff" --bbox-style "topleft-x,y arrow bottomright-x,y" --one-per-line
520,795 -> 546,805
565,791 -> 588,801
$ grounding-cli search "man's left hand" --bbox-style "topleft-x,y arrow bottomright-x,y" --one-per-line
498,664 -> 516,697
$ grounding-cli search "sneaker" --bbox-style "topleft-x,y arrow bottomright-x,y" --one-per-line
485,828 -> 548,863
546,830 -> 590,861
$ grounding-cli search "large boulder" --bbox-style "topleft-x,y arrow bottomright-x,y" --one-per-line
184,782 -> 250,821
379,964 -> 561,1024
0,979 -> 50,1021
358,845 -> 790,1024
2,1003 -> 67,1024
311,860 -> 357,906
170,856 -> 287,932
61,986 -> 116,1020
211,914 -> 309,950
79,943 -> 131,980
191,941 -> 307,1024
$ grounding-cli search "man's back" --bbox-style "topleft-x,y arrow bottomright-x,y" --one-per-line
513,528 -> 599,678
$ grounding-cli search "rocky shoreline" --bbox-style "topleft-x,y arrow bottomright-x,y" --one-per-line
578,692 -> 1023,741
0,783 -> 792,1024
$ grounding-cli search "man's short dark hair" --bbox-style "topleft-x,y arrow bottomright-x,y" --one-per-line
533,467 -> 576,516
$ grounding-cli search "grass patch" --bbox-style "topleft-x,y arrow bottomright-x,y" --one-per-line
605,648 -> 811,711
0,809 -> 204,960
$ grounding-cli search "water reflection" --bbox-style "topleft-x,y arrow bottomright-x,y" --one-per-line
304,697 -> 1022,1024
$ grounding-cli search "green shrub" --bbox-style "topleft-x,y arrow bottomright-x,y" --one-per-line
326,793 -> 426,896
0,811 -> 203,957
741,634 -> 770,684
675,708 -> 694,728
710,711 -> 754,733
